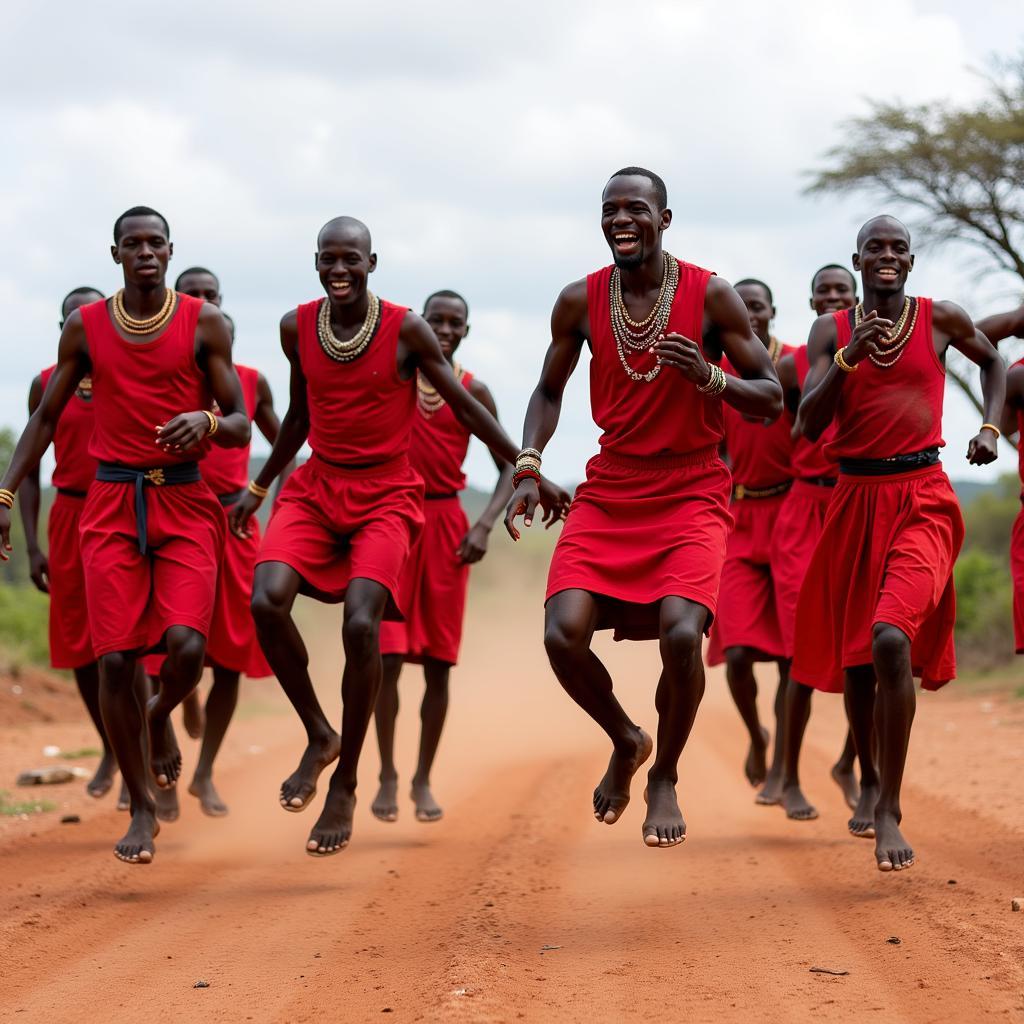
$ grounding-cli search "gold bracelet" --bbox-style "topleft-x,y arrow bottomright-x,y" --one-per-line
204,410 -> 219,436
834,347 -> 858,373
0,488 -> 14,509
981,423 -> 1001,439
247,480 -> 269,499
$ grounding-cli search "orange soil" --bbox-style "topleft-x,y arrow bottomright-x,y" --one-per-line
1,591 -> 1023,1022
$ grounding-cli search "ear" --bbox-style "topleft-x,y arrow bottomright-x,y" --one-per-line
808,297 -> 816,312
368,252 -> 378,274
771,304 -> 777,321
851,252 -> 861,271
111,244 -> 122,266
908,254 -> 915,272
660,207 -> 673,232
463,322 -> 471,340
313,252 -> 319,270
167,242 -> 174,260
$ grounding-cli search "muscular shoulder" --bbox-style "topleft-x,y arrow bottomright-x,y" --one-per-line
932,299 -> 973,338
553,277 -> 588,334
776,352 -> 798,391
807,313 -> 838,360
399,309 -> 432,341
1007,362 -> 1024,403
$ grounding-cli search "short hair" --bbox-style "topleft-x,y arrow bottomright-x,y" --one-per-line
175,266 -> 220,290
61,286 -> 104,314
734,278 -> 774,305
607,167 -> 668,210
113,206 -> 170,243
810,264 -> 857,295
423,289 -> 469,319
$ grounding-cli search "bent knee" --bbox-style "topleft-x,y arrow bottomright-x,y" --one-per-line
872,623 -> 911,665
544,617 -> 589,663
165,627 -> 206,670
99,650 -> 134,682
251,584 -> 291,625
662,619 -> 703,661
342,610 -> 380,653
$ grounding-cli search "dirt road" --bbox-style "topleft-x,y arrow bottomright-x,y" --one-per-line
2,587 -> 1024,1022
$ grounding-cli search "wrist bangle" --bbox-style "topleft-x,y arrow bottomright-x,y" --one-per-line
204,409 -> 219,436
981,423 -> 1001,439
0,488 -> 14,509
247,480 -> 269,499
834,347 -> 858,373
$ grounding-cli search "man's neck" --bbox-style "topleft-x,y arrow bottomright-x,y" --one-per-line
862,287 -> 907,320
121,280 -> 168,316
328,290 -> 370,327
619,248 -> 666,296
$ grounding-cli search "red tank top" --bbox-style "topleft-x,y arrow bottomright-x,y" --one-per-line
296,298 -> 414,463
39,365 -> 96,492
410,370 -> 473,494
80,295 -> 212,467
790,346 -> 839,479
1015,357 -> 1024,486
721,345 -> 796,487
587,259 -> 721,457
825,298 -> 944,460
201,364 -> 259,495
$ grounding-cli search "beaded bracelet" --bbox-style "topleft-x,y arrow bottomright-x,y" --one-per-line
512,468 -> 541,488
834,347 -> 858,373
204,410 -> 219,436
247,480 -> 270,499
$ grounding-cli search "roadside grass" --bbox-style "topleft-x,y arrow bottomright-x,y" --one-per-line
0,790 -> 56,816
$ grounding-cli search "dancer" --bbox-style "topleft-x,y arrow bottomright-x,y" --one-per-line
773,265 -> 860,820
505,168 -> 782,848
794,215 -> 1003,872
0,206 -> 249,864
706,278 -> 795,804
231,216 -> 564,857
372,289 -> 514,824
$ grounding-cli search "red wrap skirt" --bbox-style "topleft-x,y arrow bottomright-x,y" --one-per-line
792,464 -> 963,692
379,496 -> 471,665
257,453 -> 425,618
546,447 -> 733,641
1011,504 -> 1024,654
47,492 -> 94,669
79,480 -> 226,658
706,491 -> 789,665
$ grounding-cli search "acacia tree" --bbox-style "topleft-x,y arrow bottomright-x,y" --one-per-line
806,52 -> 1024,422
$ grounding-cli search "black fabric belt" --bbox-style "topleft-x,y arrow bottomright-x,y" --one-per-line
800,476 -> 838,488
217,489 -> 246,508
425,492 -> 458,501
95,461 -> 201,554
732,480 -> 792,500
839,447 -> 940,477
56,487 -> 88,498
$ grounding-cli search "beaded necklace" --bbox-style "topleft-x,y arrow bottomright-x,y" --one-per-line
317,293 -> 381,363
417,362 -> 464,418
853,297 -> 918,369
112,288 -> 176,336
609,253 -> 679,383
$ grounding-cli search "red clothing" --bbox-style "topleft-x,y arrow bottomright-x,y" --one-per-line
39,366 -> 95,493
1013,358 -> 1024,653
79,295 -> 212,467
411,371 -> 473,495
793,299 -> 962,690
790,346 -> 839,480
201,364 -> 259,496
47,495 -> 93,668
297,298 -> 414,464
825,299 -> 944,461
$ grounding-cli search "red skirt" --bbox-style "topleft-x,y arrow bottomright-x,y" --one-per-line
771,480 -> 835,659
47,493 -> 94,669
79,480 -> 226,658
706,491 -> 789,665
1011,504 -> 1024,654
379,496 -> 471,665
792,464 -> 964,693
257,453 -> 424,618
546,447 -> 733,641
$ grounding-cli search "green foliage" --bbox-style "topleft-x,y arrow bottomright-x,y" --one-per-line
0,583 -> 51,670
961,474 -> 1020,556
954,548 -> 1015,671
0,791 -> 55,816
0,427 -> 32,586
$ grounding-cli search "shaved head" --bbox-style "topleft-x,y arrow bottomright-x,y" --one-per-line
856,215 -> 910,251
317,216 -> 372,253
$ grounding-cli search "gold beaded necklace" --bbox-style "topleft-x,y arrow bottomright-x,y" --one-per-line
767,336 -> 782,365
417,363 -> 464,418
112,288 -> 177,336
76,375 -> 93,400
853,297 -> 918,369
317,293 -> 381,363
609,252 -> 680,382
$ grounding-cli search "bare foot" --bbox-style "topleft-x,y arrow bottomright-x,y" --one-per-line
875,810 -> 914,872
306,784 -> 355,856
831,762 -> 860,810
113,810 -> 159,865
147,696 -> 182,789
116,779 -> 130,812
86,752 -> 117,799
371,775 -> 399,822
280,731 -> 341,812
189,776 -> 228,817
411,778 -> 443,823
182,688 -> 205,741
848,781 -> 879,839
593,727 -> 653,824
755,769 -> 784,806
642,778 -> 686,848
782,783 -> 819,821
155,784 -> 180,823
744,726 -> 769,787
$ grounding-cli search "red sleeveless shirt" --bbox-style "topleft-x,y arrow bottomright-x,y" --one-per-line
721,344 -> 796,487
1015,357 -> 1024,487
201,363 -> 259,496
296,298 -> 415,464
826,298 -> 944,461
80,294 -> 212,467
39,365 -> 96,492
587,259 -> 721,457
791,345 -> 839,479
410,370 -> 473,494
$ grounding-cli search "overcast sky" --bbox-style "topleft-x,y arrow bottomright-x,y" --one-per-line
4,0 -> 1024,488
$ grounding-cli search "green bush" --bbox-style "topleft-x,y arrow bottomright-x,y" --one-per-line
0,584 -> 51,670
954,548 -> 1015,670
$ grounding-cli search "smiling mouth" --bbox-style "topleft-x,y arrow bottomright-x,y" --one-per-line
876,268 -> 899,280
613,232 -> 640,250
329,281 -> 353,295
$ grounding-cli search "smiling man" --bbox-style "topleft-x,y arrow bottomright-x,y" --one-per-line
794,215 -> 1004,873
505,167 -> 782,849
0,207 -> 250,864
231,217 -> 566,857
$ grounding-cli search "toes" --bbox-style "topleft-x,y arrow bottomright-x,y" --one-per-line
643,830 -> 660,847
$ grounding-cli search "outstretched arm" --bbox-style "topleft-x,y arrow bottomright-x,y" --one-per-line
0,316 -> 89,560
253,372 -> 295,496
976,305 -> 1024,347
18,376 -> 49,591
935,302 -> 1004,466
